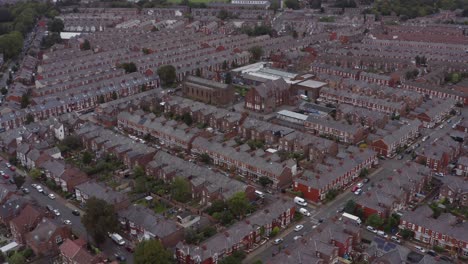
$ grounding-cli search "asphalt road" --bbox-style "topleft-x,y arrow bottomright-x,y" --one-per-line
2,162 -> 134,263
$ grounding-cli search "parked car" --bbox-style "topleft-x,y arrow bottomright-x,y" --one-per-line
397,155 -> 403,160
9,166 -> 15,171
53,209 -> 60,216
5,163 -> 11,168
356,182 -> 363,188
294,225 -> 304,232
293,235 -> 302,241
2,174 -> 8,179
363,178 -> 370,183
427,250 -> 437,257
72,210 -> 80,216
377,230 -> 388,238
354,189 -> 362,195
415,246 -> 425,253
48,193 -> 56,199
21,188 -> 29,194
114,254 -> 126,262
273,238 -> 283,245
390,236 -> 401,243
63,220 -> 72,225
366,226 -> 377,233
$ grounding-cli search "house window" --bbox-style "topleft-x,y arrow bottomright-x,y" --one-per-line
55,235 -> 62,244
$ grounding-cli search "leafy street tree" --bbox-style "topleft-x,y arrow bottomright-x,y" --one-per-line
227,192 -> 250,219
248,46 -> 263,62
8,252 -> 25,264
29,168 -> 42,180
81,197 -> 119,245
366,214 -> 384,228
217,9 -> 230,20
195,68 -> 201,77
59,135 -> 83,153
181,112 -> 193,126
258,176 -> 273,187
157,65 -> 177,87
285,0 -> 300,9
25,113 -> 34,124
20,93 -> 30,108
13,175 -> 25,189
48,18 -> 64,32
81,39 -> 91,50
0,31 -> 24,59
117,62 -> 137,73
171,177 -> 191,203
344,199 -> 356,214
82,151 -> 93,164
134,239 -> 174,264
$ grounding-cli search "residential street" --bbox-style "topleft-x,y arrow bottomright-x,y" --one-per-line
6,163 -> 134,263
244,114 -> 460,263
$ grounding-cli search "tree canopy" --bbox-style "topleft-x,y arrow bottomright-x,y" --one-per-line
366,214 -> 384,228
285,0 -> 300,9
0,31 -> 24,59
81,197 -> 119,245
117,62 -> 137,74
134,239 -> 174,264
157,65 -> 177,87
248,46 -> 263,62
171,177 -> 191,202
48,18 -> 64,32
227,192 -> 250,219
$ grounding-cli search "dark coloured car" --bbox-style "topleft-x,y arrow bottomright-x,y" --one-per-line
114,254 -> 126,262
72,210 -> 80,216
363,178 -> 370,183
427,250 -> 437,257
439,256 -> 452,262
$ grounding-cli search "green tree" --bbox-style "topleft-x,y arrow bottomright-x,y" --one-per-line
111,91 -> 118,100
8,252 -> 25,264
225,72 -> 232,84
222,60 -> 228,70
48,18 -> 64,32
59,135 -> 82,152
29,168 -> 42,180
384,214 -> 400,233
195,68 -> 201,77
13,175 -> 26,190
1,87 -> 8,95
344,199 -> 356,214
366,214 -> 384,228
0,31 -> 24,59
25,113 -> 34,124
81,39 -> 91,50
171,177 -> 191,203
227,192 -> 250,218
134,239 -> 174,264
81,197 -> 119,245
117,62 -> 137,74
270,226 -> 280,237
359,168 -> 369,178
20,93 -> 30,108
285,0 -> 300,9
248,46 -> 263,62
157,65 -> 177,87
258,176 -> 273,187
133,165 -> 146,178
200,153 -> 211,164
82,151 -> 93,164
217,9 -> 230,20
181,112 -> 193,126
400,229 -> 415,239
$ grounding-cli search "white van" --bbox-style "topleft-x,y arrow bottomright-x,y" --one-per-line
255,190 -> 265,199
299,208 -> 310,216
110,233 -> 125,246
294,196 -> 307,207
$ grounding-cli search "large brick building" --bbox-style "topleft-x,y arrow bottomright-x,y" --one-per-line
244,79 -> 293,113
182,76 -> 235,106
